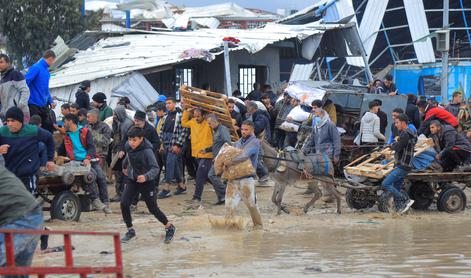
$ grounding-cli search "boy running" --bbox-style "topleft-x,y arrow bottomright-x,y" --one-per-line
120,127 -> 175,243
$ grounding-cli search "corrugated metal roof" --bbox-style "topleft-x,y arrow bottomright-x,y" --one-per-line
403,0 -> 436,64
289,63 -> 315,82
347,0 -> 389,67
51,22 -> 341,89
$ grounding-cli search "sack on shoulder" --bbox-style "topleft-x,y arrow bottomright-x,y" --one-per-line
221,159 -> 255,181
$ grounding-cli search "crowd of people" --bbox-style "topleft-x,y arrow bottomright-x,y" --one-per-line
2,49 -> 471,268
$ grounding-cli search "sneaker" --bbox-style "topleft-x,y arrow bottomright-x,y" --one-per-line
259,175 -> 269,183
213,199 -> 225,206
157,190 -> 172,199
110,195 -> 121,203
91,199 -> 106,211
104,205 -> 112,215
399,199 -> 415,214
164,224 -> 176,244
121,229 -> 136,243
189,196 -> 201,203
174,186 -> 187,195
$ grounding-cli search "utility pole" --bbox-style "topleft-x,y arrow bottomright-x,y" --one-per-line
441,0 -> 449,104
223,40 -> 232,96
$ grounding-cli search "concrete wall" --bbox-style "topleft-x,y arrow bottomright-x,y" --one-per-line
180,46 -> 281,95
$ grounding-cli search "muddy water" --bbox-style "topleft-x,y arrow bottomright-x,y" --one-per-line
151,218 -> 471,277
39,186 -> 471,278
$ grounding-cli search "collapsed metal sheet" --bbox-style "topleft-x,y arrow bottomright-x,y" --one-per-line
289,63 -> 315,82
347,0 -> 389,67
403,0 -> 436,64
318,24 -> 365,57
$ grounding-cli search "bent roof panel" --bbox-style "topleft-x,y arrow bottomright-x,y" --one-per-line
50,23 -> 342,88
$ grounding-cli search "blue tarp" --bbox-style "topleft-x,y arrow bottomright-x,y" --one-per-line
392,62 -> 471,102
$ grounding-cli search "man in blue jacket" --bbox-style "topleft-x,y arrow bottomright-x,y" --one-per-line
25,50 -> 56,133
0,107 -> 55,195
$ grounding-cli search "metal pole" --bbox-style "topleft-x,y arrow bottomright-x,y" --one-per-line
125,10 -> 131,28
81,0 -> 86,16
223,41 -> 232,96
316,58 -> 322,81
361,51 -> 373,83
441,0 -> 449,103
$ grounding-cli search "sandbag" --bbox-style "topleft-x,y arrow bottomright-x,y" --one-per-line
279,121 -> 299,132
287,105 -> 310,122
214,143 -> 255,181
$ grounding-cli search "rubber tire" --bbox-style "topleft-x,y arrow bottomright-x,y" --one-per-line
345,188 -> 376,210
408,181 -> 434,210
51,191 -> 81,222
378,190 -> 408,213
437,186 -> 466,213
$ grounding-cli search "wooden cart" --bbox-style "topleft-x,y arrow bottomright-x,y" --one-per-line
38,160 -> 96,222
343,139 -> 469,213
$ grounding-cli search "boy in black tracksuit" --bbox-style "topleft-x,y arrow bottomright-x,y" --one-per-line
120,127 -> 175,243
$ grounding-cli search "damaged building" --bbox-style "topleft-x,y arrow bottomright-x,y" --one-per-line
49,18 -> 366,111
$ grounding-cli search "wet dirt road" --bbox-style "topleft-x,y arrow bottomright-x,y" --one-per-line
38,181 -> 471,277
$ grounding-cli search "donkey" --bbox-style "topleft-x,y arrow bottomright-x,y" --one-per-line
261,140 -> 342,215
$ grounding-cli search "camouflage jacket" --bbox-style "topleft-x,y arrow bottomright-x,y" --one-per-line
87,121 -> 112,158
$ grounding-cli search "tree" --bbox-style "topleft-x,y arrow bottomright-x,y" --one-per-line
0,0 -> 102,68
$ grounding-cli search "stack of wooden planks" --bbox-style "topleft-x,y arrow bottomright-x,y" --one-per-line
179,85 -> 239,141
344,138 -> 434,179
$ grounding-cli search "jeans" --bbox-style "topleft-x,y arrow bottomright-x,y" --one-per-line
208,165 -> 226,201
381,167 -> 409,209
256,150 -> 269,178
182,143 -> 197,179
29,104 -> 54,133
194,158 -> 213,200
88,162 -> 109,203
225,177 -> 262,226
163,146 -> 183,184
0,206 -> 43,277
120,179 -> 168,228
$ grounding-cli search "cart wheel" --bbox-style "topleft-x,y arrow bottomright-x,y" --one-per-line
62,172 -> 75,185
345,188 -> 376,210
437,186 -> 466,213
408,181 -> 434,210
51,191 -> 81,222
84,171 -> 96,184
378,190 -> 408,213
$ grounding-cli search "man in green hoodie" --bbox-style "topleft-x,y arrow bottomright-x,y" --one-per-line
92,92 -> 113,122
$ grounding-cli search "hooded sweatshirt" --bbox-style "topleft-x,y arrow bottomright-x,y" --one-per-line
392,127 -> 417,171
306,113 -> 341,159
123,139 -> 159,182
432,124 -> 471,157
360,111 -> 386,143
0,67 -> 30,122
112,105 -> 133,152
75,88 -> 90,110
